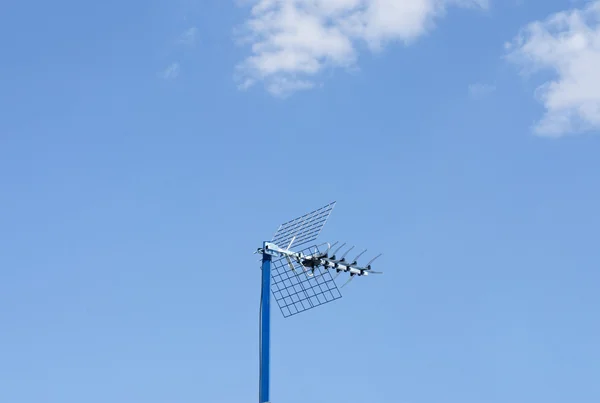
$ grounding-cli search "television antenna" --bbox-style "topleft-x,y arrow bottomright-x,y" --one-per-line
255,201 -> 383,403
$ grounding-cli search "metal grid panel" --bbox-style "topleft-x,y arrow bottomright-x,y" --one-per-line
271,245 -> 342,318
271,202 -> 336,250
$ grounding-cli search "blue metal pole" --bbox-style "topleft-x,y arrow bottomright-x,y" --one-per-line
259,242 -> 272,403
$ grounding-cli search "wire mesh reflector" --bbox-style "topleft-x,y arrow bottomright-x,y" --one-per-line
271,245 -> 342,318
271,202 -> 336,250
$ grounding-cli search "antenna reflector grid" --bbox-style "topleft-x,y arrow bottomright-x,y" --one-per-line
270,245 -> 342,318
271,202 -> 336,251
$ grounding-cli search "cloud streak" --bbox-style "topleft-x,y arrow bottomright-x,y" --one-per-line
156,26 -> 198,81
468,83 -> 496,99
177,27 -> 198,46
506,1 -> 600,137
236,0 -> 490,96
160,62 -> 180,80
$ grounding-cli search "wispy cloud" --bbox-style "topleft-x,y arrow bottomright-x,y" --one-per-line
177,26 -> 198,46
506,1 -> 600,137
468,83 -> 496,99
158,26 -> 198,81
160,62 -> 180,80
235,0 -> 489,97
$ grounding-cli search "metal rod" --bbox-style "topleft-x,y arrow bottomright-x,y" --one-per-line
340,245 -> 355,260
352,249 -> 368,263
286,235 -> 296,251
260,242 -> 272,403
366,253 -> 382,267
327,241 -> 339,254
331,242 -> 346,257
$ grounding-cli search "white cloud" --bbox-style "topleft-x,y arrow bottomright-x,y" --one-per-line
506,1 -> 600,137
177,27 -> 198,46
236,0 -> 490,96
160,63 -> 180,80
468,82 -> 496,99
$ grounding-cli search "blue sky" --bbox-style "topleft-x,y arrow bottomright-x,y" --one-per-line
1,0 -> 600,402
